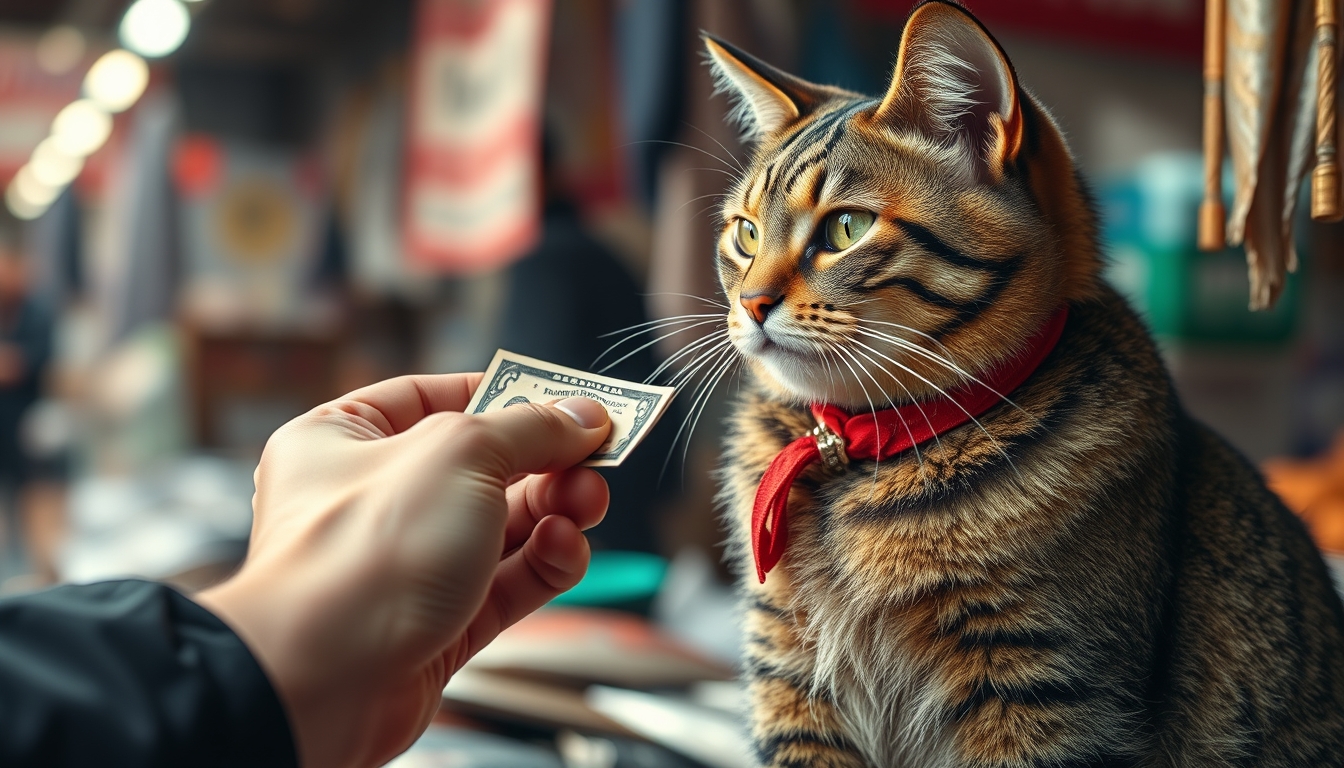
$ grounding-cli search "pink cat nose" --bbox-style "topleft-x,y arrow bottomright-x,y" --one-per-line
740,292 -> 781,325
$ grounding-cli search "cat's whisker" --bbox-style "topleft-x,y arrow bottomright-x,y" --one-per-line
660,342 -> 738,484
852,325 -> 1027,416
677,349 -> 740,481
837,296 -> 884,308
685,167 -> 738,180
667,338 -> 730,395
662,332 -> 731,390
662,336 -> 732,390
689,200 -> 731,226
623,138 -> 741,174
642,291 -> 730,309
856,318 -> 958,358
842,342 -> 943,501
683,121 -> 746,172
845,335 -> 1022,481
845,339 -> 945,460
851,327 -> 979,400
650,328 -> 730,384
818,344 -> 839,408
827,342 -> 892,492
834,340 -> 932,487
593,315 -> 723,369
854,319 -> 1027,414
598,313 -> 722,340
675,191 -> 732,217
658,334 -> 731,395
794,335 -> 841,407
851,324 -> 973,382
596,319 -> 726,374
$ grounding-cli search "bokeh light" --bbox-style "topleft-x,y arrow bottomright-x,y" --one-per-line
119,0 -> 191,59
6,183 -> 48,221
84,49 -> 150,113
29,138 -> 85,188
35,25 -> 86,75
50,99 -> 114,158
9,164 -> 61,215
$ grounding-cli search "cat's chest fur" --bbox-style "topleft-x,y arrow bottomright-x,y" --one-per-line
728,451 -> 978,765
723,410 -> 974,766
782,497 -> 965,768
718,364 -> 1110,767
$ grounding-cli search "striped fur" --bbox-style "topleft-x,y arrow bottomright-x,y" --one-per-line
705,3 -> 1344,766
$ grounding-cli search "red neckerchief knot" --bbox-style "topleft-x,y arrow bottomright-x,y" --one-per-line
750,307 -> 1069,583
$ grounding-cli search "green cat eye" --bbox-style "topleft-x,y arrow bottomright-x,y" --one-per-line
734,219 -> 760,257
823,210 -> 875,251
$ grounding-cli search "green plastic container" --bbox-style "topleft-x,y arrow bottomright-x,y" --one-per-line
1102,153 -> 1302,345
548,550 -> 668,614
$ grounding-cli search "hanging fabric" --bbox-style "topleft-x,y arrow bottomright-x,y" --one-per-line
1202,0 -> 1333,310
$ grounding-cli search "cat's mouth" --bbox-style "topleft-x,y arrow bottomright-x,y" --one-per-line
736,324 -> 808,359
732,326 -> 840,399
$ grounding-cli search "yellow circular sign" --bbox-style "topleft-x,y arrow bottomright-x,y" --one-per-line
214,176 -> 297,265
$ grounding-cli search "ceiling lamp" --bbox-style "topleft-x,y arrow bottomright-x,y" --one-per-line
119,0 -> 191,59
85,49 -> 150,113
50,100 -> 114,157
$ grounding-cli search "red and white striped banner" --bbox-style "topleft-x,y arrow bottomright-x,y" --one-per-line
404,0 -> 551,274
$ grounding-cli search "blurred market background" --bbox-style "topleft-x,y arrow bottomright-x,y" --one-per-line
0,0 -> 1341,765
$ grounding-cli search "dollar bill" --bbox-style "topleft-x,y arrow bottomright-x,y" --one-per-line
464,350 -> 677,467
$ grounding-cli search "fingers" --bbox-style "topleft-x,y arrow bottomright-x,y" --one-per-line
461,398 -> 610,478
336,373 -> 486,435
502,468 -> 609,553
458,515 -> 590,664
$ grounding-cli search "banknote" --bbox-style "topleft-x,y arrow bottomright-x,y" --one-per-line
464,350 -> 677,467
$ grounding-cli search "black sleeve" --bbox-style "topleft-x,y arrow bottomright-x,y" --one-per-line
0,580 -> 298,767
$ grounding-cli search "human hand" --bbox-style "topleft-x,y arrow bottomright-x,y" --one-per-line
196,374 -> 611,768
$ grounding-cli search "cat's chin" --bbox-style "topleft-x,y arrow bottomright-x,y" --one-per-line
742,345 -> 881,410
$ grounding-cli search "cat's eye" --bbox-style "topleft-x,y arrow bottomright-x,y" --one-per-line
823,210 -> 875,251
734,219 -> 760,257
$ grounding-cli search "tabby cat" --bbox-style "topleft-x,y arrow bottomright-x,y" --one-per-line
703,2 -> 1344,766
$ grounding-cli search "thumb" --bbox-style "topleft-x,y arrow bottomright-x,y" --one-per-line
459,397 -> 610,479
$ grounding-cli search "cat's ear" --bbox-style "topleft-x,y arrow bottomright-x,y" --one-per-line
875,1 -> 1024,180
703,34 -> 827,140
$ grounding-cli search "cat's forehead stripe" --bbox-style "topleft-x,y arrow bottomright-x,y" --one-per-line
808,167 -> 827,207
753,164 -> 775,208
747,168 -> 768,210
741,101 -> 870,212
763,106 -> 850,191
781,119 -> 850,198
772,105 -> 849,166
769,101 -> 875,203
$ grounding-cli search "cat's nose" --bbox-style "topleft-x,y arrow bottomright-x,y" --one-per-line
740,292 -> 782,325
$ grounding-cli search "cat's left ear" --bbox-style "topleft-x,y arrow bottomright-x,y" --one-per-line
875,1 -> 1024,181
703,34 -> 830,140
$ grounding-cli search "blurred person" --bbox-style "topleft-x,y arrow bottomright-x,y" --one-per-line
0,223 -> 55,579
0,373 -> 611,768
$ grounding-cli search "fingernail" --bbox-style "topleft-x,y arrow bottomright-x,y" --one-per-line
554,397 -> 608,429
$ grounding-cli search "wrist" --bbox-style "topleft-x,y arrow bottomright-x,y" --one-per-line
197,570 -> 374,768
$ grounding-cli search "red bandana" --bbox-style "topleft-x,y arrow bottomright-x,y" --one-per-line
750,307 -> 1069,583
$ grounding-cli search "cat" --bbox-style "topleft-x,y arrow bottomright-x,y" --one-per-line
702,2 -> 1344,766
